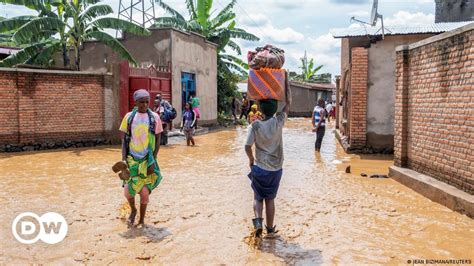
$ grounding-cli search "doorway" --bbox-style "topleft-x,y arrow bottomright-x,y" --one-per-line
181,72 -> 196,111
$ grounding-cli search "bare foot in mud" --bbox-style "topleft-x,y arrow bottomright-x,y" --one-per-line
127,210 -> 137,227
137,218 -> 146,228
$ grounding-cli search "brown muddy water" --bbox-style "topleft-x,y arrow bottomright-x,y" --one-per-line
0,119 -> 472,265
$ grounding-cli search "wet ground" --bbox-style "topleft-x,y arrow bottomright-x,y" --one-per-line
0,119 -> 473,265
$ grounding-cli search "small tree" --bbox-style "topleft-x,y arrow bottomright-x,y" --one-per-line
299,51 -> 323,82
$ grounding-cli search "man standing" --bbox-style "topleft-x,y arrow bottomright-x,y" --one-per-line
231,96 -> 241,122
245,76 -> 292,238
155,94 -> 173,145
312,99 -> 327,152
240,94 -> 250,120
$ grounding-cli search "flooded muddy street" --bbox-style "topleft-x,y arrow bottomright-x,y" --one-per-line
0,119 -> 473,265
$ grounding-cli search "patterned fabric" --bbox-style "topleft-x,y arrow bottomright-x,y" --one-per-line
119,110 -> 163,159
125,132 -> 163,197
248,68 -> 286,100
248,110 -> 263,123
247,45 -> 285,69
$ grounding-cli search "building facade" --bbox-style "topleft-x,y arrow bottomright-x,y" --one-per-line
76,28 -> 218,126
332,22 -> 471,152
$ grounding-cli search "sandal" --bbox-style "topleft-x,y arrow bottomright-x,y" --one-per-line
112,161 -> 130,181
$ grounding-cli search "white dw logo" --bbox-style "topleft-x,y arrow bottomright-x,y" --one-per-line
12,212 -> 68,244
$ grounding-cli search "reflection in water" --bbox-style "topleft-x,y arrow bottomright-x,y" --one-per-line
0,119 -> 472,264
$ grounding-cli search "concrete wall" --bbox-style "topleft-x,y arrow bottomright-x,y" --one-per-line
290,83 -> 332,117
394,23 -> 474,194
367,34 -> 433,149
77,28 -> 218,127
78,30 -> 172,73
435,0 -> 474,23
170,30 -> 218,126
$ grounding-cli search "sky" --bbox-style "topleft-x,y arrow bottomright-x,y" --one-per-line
0,0 -> 437,77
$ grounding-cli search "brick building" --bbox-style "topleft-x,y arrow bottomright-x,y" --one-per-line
389,23 -> 474,217
0,68 -> 114,151
332,22 -> 471,153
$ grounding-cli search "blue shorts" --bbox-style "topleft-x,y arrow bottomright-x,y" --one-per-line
248,165 -> 283,200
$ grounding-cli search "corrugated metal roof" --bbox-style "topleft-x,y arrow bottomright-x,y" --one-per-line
331,21 -> 473,38
290,81 -> 335,91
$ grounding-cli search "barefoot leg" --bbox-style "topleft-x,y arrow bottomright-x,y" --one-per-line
124,184 -> 137,227
138,203 -> 147,226
127,198 -> 137,227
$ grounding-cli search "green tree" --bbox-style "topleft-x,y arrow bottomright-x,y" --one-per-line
299,51 -> 323,82
0,0 -> 150,70
154,0 -> 258,112
154,0 -> 258,75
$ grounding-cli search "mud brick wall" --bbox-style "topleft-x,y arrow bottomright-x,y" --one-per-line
395,25 -> 474,194
0,68 -> 115,150
349,47 -> 368,148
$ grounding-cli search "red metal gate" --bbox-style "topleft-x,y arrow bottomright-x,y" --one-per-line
119,61 -> 172,119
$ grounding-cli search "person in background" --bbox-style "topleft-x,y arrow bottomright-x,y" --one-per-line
240,94 -> 250,120
190,93 -> 200,129
248,104 -> 263,124
245,75 -> 292,238
325,101 -> 333,123
155,94 -> 173,145
181,103 -> 196,146
331,101 -> 336,120
312,99 -> 327,152
231,96 -> 241,122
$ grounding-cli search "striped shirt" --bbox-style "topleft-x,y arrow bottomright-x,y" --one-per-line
313,106 -> 326,127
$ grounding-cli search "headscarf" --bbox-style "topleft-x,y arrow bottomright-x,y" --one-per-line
133,89 -> 150,101
251,104 -> 258,110
259,99 -> 278,117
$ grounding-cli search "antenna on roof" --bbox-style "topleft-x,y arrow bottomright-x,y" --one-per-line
350,0 -> 390,39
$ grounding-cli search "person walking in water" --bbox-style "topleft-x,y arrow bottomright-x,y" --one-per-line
312,99 -> 327,152
117,89 -> 164,227
325,101 -> 333,123
190,93 -> 200,129
247,104 -> 263,124
181,103 -> 197,146
245,78 -> 291,238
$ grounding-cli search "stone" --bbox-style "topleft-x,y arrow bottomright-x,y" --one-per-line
345,165 -> 351,174
22,146 -> 35,151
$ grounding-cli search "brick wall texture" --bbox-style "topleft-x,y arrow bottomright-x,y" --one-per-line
395,29 -> 474,194
0,69 -> 109,146
349,47 -> 368,148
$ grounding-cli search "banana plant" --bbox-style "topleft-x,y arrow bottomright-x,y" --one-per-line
0,0 -> 150,70
154,0 -> 258,75
299,51 -> 323,82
